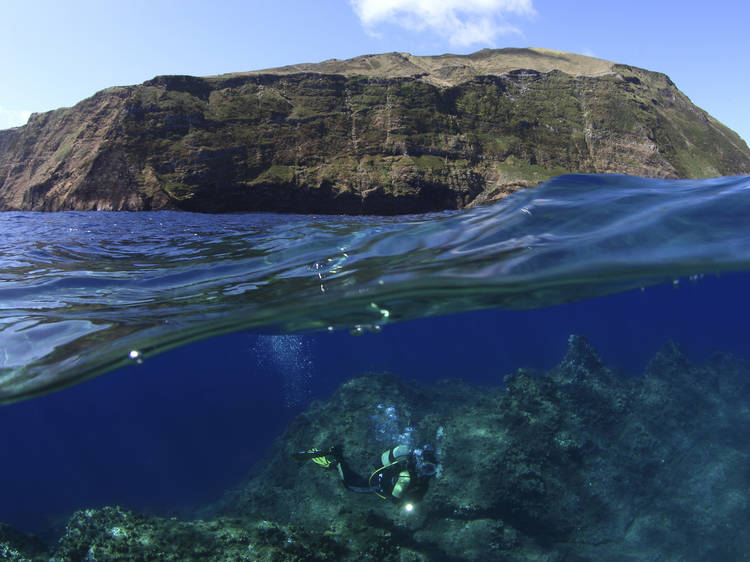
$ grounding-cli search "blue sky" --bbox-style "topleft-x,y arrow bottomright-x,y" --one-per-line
1,0 -> 748,145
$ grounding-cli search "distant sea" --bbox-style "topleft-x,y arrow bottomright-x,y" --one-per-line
2,173 -> 750,538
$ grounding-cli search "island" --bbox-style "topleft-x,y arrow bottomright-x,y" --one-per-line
1,47 -> 749,213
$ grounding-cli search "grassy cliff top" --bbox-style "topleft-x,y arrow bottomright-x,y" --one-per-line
215,47 -> 617,87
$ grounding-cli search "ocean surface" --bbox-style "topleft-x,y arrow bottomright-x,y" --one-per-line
2,173 -> 750,546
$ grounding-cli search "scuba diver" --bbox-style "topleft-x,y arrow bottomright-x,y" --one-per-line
293,443 -> 438,507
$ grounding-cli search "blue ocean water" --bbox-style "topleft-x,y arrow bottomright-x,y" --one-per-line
1,173 -> 750,538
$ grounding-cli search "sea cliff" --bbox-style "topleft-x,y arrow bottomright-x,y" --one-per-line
1,48 -> 749,213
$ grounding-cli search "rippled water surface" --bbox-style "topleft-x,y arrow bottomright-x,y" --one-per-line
2,174 -> 750,403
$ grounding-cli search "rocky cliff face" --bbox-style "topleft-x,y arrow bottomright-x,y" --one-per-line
1,48 -> 749,213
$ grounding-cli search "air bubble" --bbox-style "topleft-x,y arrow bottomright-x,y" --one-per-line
369,302 -> 390,319
252,335 -> 313,408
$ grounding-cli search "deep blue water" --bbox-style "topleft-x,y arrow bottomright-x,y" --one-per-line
1,174 -> 750,537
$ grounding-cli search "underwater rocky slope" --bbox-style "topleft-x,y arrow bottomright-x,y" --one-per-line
1,48 -> 749,213
4,335 -> 750,560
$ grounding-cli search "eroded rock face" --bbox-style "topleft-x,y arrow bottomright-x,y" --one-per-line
1,48 -> 749,213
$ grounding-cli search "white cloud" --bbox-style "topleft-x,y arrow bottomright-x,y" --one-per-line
0,107 -> 32,130
0,106 -> 32,130
350,0 -> 536,47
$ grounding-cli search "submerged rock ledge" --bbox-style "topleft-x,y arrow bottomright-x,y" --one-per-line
1,48 -> 749,213
5,335 -> 750,560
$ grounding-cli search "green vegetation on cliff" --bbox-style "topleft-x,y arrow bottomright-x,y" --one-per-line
1,48 -> 748,213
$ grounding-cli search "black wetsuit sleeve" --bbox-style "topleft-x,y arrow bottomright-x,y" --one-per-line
336,458 -> 373,493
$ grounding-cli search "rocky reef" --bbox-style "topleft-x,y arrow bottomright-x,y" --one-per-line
0,523 -> 47,561
1,48 -> 749,213
5,335 -> 750,560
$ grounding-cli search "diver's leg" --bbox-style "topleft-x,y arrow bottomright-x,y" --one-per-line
333,455 -> 373,493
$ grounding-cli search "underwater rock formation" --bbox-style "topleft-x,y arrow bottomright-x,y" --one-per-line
216,336 -> 750,560
5,335 -> 750,560
1,48 -> 749,213
48,507 -> 344,561
0,523 -> 47,561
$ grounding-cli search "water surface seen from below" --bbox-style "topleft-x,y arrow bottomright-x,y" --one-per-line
2,174 -> 750,403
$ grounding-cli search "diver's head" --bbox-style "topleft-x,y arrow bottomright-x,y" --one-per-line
413,444 -> 438,478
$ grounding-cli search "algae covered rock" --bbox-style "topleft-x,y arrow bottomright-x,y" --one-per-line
5,335 -> 750,560
49,506 -> 344,561
1,48 -> 748,213
214,335 -> 750,560
0,523 -> 47,562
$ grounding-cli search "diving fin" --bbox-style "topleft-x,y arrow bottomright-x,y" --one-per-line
292,446 -> 337,467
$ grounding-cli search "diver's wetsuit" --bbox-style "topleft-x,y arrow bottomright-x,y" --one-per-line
296,444 -> 436,502
333,452 -> 373,493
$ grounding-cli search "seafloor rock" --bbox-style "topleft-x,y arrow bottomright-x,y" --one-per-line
0,523 -> 47,562
4,335 -> 750,560
216,335 -> 750,560
1,48 -> 749,213
47,506 -> 344,561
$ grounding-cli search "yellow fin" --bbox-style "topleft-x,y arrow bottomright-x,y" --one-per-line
312,455 -> 332,467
